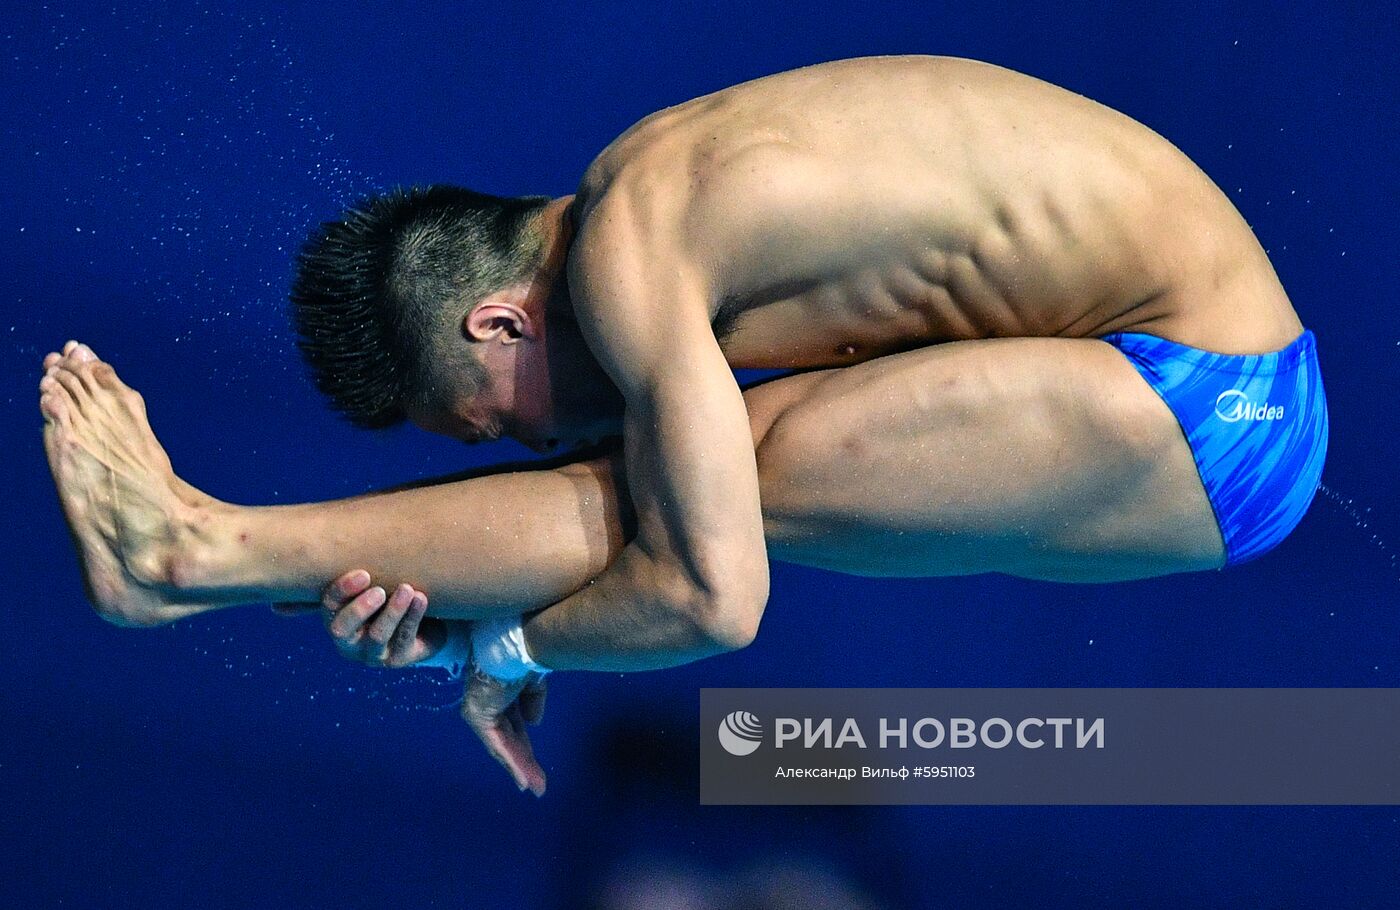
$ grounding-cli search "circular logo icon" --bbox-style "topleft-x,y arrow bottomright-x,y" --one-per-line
717,710 -> 763,756
1214,389 -> 1249,422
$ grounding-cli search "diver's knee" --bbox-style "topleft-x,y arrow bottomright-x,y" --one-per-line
754,408 -> 820,518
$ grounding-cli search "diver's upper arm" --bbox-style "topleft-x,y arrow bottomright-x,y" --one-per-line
567,197 -> 769,622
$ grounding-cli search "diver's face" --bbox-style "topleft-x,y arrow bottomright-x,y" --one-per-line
415,401 -> 600,455
411,344 -> 611,455
410,382 -> 516,448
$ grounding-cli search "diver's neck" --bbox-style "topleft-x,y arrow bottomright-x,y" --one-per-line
536,196 -> 576,276
537,196 -> 624,435
535,197 -> 578,320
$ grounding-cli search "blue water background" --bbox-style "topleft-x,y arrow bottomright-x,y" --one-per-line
2,2 -> 1398,907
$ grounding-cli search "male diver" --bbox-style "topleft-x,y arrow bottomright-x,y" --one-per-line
39,56 -> 1327,795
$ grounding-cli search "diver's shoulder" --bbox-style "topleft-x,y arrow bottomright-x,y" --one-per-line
574,122 -> 710,246
574,137 -> 678,226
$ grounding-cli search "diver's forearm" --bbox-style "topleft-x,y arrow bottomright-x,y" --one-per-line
184,458 -> 629,617
519,545 -> 745,672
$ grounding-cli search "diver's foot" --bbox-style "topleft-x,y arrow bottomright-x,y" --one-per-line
39,342 -> 218,627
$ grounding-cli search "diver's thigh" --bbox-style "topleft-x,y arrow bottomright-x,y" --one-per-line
752,338 -> 1226,581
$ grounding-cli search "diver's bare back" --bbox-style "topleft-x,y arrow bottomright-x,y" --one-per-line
572,55 -> 1301,366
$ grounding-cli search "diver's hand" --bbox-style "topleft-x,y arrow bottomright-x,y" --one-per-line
321,570 -> 445,668
462,668 -> 549,796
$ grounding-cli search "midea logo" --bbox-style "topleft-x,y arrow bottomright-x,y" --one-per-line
717,711 -> 763,756
1215,389 -> 1284,423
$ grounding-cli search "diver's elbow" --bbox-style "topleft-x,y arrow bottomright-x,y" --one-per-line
652,549 -> 768,654
689,575 -> 768,653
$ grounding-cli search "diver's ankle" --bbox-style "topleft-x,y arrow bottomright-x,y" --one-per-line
158,500 -> 240,594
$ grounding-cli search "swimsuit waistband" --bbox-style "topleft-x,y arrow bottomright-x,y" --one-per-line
1098,329 -> 1316,375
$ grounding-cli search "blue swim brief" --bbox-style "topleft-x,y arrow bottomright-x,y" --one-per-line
1099,329 -> 1328,567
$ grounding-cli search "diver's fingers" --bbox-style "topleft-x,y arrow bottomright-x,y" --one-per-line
327,585 -> 386,639
463,674 -> 537,794
367,584 -> 416,650
468,707 -> 546,797
384,593 -> 430,667
502,703 -> 547,796
471,716 -> 530,792
463,700 -> 526,791
321,569 -> 372,612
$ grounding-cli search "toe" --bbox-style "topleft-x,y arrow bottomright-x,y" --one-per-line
73,343 -> 97,363
40,392 -> 69,425
63,358 -> 100,396
52,368 -> 87,409
59,355 -> 111,399
43,352 -> 61,370
63,340 -> 79,355
91,361 -> 121,390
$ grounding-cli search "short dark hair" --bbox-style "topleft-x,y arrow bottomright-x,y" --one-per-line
289,185 -> 550,428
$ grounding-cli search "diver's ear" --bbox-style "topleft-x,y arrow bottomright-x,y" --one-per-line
463,291 -> 535,345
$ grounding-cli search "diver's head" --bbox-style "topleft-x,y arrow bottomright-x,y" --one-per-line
290,185 -> 622,452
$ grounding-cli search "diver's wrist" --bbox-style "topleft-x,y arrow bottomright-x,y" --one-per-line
415,621 -> 471,676
471,615 -> 550,681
